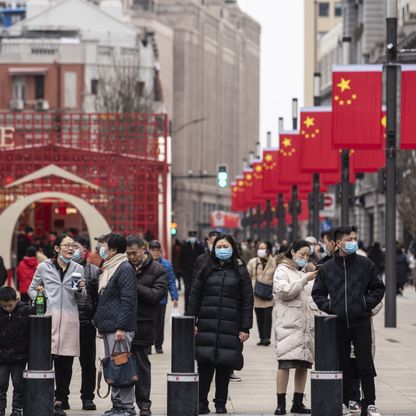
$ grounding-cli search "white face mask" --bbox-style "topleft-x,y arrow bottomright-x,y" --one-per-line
257,249 -> 267,258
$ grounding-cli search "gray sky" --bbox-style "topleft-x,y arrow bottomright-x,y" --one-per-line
238,0 -> 304,148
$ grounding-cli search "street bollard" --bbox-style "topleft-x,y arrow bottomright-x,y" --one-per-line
24,315 -> 54,416
167,316 -> 198,416
311,315 -> 342,416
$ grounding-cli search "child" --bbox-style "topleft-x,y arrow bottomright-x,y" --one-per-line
0,287 -> 32,416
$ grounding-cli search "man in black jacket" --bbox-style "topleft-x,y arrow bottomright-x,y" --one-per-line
192,230 -> 220,278
312,226 -> 385,416
126,236 -> 168,416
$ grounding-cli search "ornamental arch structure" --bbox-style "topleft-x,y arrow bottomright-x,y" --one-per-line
0,112 -> 169,269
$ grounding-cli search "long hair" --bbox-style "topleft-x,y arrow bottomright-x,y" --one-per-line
53,233 -> 72,258
285,239 -> 310,259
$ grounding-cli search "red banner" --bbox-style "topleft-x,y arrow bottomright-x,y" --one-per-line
261,148 -> 291,194
210,211 -> 241,229
400,66 -> 416,149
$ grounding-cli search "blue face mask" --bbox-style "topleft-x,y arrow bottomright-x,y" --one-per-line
99,246 -> 107,260
294,257 -> 307,268
59,255 -> 71,264
344,241 -> 358,255
215,247 -> 233,261
72,249 -> 81,262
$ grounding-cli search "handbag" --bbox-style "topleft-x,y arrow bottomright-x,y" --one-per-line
253,261 -> 273,300
97,339 -> 139,399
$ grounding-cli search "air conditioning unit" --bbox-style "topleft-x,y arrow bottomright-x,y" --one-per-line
35,99 -> 50,111
9,99 -> 24,111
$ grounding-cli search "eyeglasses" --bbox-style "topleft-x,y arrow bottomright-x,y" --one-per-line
60,244 -> 77,249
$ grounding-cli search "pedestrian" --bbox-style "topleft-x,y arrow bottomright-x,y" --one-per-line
247,241 -> 275,346
72,236 -> 100,411
312,225 -> 385,416
273,240 -> 318,415
396,243 -> 410,295
28,233 -> 86,416
180,231 -> 204,313
171,239 -> 183,291
0,258 -> 6,288
367,242 -> 385,276
193,230 -> 221,275
147,240 -> 178,354
88,235 -> 106,268
43,231 -> 58,258
95,233 -> 137,416
0,287 -> 32,416
305,236 -> 322,264
187,234 -> 253,415
16,246 -> 38,304
126,236 -> 168,416
318,230 -> 336,264
17,226 -> 34,263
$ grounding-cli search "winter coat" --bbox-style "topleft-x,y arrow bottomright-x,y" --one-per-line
28,259 -> 86,356
95,261 -> 137,334
0,257 -> 6,287
273,258 -> 315,363
157,257 -> 178,305
77,263 -> 100,324
0,302 -> 32,364
312,253 -> 385,328
187,260 -> 254,370
396,251 -> 410,287
133,256 -> 168,346
247,256 -> 276,308
17,256 -> 38,294
368,248 -> 385,274
180,241 -> 205,278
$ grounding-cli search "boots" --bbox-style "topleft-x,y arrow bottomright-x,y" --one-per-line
274,393 -> 286,415
290,392 -> 311,414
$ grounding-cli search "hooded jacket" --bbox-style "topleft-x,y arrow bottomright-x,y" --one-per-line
17,256 -> 38,294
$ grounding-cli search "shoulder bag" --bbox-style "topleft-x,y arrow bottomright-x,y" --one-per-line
254,261 -> 273,301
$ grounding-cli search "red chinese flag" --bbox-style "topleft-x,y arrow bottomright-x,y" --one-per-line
278,131 -> 311,185
332,65 -> 383,149
252,160 -> 275,203
231,182 -> 239,212
400,66 -> 416,149
261,148 -> 291,194
300,107 -> 340,173
243,169 -> 257,209
235,176 -> 247,212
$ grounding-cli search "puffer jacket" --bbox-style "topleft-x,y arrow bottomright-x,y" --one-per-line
312,253 -> 385,328
77,263 -> 100,324
0,302 -> 32,364
17,256 -> 38,294
273,257 -> 314,363
247,256 -> 276,308
187,260 -> 253,371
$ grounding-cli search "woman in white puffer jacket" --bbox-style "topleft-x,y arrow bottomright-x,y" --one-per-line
272,240 -> 318,415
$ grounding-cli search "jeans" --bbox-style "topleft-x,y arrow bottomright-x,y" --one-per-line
131,345 -> 151,410
255,307 -> 273,341
79,322 -> 97,400
155,304 -> 167,349
198,364 -> 232,406
53,355 -> 74,402
0,363 -> 25,410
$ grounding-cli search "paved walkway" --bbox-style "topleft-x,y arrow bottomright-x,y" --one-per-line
13,287 -> 416,415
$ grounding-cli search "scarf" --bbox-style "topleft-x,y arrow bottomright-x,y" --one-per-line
99,253 -> 128,294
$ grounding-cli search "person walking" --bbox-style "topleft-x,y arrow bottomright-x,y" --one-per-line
16,246 -> 38,304
396,243 -> 410,295
193,230 -> 221,275
367,243 -> 385,277
187,234 -> 253,415
247,241 -> 276,346
28,234 -> 86,416
273,240 -> 318,415
180,231 -> 204,313
72,236 -> 100,411
147,240 -> 178,354
171,239 -> 183,291
312,226 -> 385,416
126,236 -> 167,416
95,233 -> 137,416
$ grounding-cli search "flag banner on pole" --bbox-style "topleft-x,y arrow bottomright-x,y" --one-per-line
400,65 -> 416,149
332,65 -> 383,149
261,148 -> 291,194
252,159 -> 276,202
300,107 -> 340,173
278,131 -> 311,185
235,176 -> 247,212
243,169 -> 258,209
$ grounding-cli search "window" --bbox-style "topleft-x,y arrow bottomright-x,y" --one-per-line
35,75 -> 44,100
64,71 -> 77,108
132,0 -> 154,11
136,81 -> 145,97
91,79 -> 99,95
12,76 -> 26,100
319,2 -> 330,17
334,2 -> 342,17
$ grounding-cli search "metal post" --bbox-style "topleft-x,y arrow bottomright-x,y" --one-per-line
385,0 -> 398,328
291,185 -> 299,241
265,200 -> 272,242
341,149 -> 350,225
292,98 -> 298,130
277,194 -> 286,242
313,173 -> 321,237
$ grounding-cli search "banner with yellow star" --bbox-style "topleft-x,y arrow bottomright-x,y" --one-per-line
261,147 -> 291,194
332,65 -> 383,149
299,106 -> 340,173
252,159 -> 276,202
400,65 -> 416,149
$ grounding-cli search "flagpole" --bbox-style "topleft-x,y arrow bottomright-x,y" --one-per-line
291,98 -> 299,240
385,0 -> 398,328
263,134 -> 272,242
277,117 -> 287,243
340,36 -> 352,225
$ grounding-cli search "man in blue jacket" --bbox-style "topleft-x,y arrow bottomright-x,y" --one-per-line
148,240 -> 179,354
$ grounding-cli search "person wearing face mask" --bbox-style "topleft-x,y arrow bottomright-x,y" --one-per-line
180,231 -> 205,314
192,230 -> 221,279
312,226 -> 385,416
72,237 -> 100,411
317,230 -> 336,265
28,234 -> 86,416
247,241 -> 276,346
187,234 -> 253,415
273,240 -> 318,415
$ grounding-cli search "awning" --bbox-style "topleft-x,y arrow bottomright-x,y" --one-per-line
8,67 -> 48,75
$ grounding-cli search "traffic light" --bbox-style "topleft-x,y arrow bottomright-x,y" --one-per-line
170,222 -> 177,236
217,164 -> 229,189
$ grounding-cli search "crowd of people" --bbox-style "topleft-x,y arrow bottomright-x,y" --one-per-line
1,224 -> 414,416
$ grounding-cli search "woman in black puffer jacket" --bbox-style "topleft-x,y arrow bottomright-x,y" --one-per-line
187,234 -> 253,415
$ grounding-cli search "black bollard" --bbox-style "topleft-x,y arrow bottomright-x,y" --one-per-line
311,315 -> 343,416
24,315 -> 54,416
167,316 -> 198,416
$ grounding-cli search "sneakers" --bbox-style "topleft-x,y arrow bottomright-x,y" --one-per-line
229,373 -> 241,382
82,399 -> 97,410
349,400 -> 361,414
54,403 -> 66,416
10,410 -> 23,416
343,404 -> 351,416
367,405 -> 382,416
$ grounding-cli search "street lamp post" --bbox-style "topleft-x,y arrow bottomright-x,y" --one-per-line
291,98 -> 299,240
